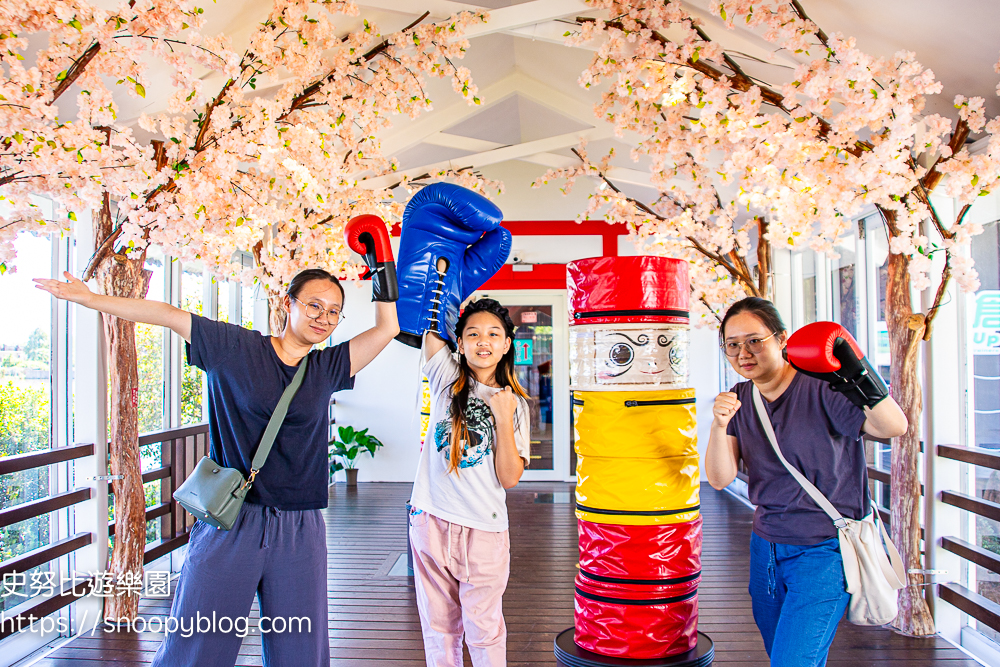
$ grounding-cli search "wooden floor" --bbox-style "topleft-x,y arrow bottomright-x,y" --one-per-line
26,482 -> 978,666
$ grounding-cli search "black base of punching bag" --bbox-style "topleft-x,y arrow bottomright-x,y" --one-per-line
554,629 -> 714,667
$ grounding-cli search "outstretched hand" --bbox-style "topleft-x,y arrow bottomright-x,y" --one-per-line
34,272 -> 94,306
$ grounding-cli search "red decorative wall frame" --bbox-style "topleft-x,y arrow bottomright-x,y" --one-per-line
390,220 -> 627,291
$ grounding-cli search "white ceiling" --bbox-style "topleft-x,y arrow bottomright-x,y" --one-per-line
81,0 -> 1000,219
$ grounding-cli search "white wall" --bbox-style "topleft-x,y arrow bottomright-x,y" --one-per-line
331,281 -> 424,483
690,326 -> 722,481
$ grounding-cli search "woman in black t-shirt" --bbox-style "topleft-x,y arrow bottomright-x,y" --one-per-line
705,297 -> 907,667
37,267 -> 398,667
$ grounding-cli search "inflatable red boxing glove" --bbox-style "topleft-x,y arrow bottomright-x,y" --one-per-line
345,215 -> 398,302
785,321 -> 889,409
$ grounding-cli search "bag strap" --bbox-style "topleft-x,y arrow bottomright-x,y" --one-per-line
249,353 -> 310,477
751,385 -> 848,529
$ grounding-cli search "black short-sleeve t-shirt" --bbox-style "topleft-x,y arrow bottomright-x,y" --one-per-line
186,315 -> 354,510
726,371 -> 869,545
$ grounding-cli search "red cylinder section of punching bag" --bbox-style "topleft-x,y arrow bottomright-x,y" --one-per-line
567,255 -> 689,326
577,518 -> 702,581
573,519 -> 702,658
574,572 -> 700,659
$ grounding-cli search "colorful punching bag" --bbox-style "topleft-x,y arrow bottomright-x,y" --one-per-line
554,256 -> 714,667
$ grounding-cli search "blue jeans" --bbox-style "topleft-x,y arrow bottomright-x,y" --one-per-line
749,532 -> 850,667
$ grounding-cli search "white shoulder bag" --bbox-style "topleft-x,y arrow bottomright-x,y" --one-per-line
751,385 -> 906,626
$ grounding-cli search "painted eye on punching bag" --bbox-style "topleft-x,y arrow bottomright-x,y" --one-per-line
606,342 -> 634,377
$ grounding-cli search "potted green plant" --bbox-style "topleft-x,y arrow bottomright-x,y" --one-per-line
329,425 -> 384,487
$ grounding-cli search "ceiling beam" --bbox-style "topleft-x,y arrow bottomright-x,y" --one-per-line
352,0 -> 483,19
519,153 -> 655,189
423,133 -> 505,152
363,126 -> 612,189
379,74 -> 522,157
421,132 -> 654,187
460,0 -> 590,41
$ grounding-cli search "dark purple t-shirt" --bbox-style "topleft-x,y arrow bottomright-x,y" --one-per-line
187,315 -> 354,510
726,371 -> 869,545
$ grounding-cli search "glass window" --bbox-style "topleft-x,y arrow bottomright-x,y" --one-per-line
832,233 -> 859,340
181,261 -> 204,424
0,232 -> 53,611
241,281 -> 255,329
870,217 -> 892,380
137,248 -> 165,435
504,306 -> 553,471
969,220 -> 1000,641
801,251 -> 817,326
218,278 -> 234,324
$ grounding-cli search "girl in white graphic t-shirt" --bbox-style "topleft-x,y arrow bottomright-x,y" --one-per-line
409,298 -> 531,667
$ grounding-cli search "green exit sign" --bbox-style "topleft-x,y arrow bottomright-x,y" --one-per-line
514,339 -> 533,365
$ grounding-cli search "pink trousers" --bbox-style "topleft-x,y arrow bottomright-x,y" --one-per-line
409,510 -> 511,667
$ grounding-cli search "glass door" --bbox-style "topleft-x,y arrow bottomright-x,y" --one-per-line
473,290 -> 570,481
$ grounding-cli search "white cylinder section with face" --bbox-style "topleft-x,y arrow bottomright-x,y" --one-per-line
569,323 -> 689,390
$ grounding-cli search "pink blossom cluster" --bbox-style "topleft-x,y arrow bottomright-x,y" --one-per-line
0,1 -> 497,293
544,0 -> 1000,318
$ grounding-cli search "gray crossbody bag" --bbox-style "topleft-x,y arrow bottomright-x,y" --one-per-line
173,353 -> 309,530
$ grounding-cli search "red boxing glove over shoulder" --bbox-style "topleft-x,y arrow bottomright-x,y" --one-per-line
785,321 -> 888,409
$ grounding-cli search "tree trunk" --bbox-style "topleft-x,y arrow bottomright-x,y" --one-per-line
92,198 -> 151,623
268,291 -> 286,335
884,245 -> 935,636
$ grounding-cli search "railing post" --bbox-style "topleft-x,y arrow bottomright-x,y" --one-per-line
70,210 -> 109,634
927,275 -> 967,644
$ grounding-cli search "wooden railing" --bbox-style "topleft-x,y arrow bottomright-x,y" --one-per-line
107,424 -> 210,564
937,443 -> 1000,634
0,443 -> 96,639
0,423 -> 210,639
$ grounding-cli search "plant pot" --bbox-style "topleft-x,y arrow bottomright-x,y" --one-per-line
345,468 -> 359,486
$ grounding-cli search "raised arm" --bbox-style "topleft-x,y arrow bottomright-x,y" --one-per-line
35,271 -> 192,341
862,396 -> 908,440
348,301 -> 400,376
706,391 -> 741,490
345,215 -> 401,377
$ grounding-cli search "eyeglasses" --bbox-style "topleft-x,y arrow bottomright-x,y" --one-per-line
292,297 -> 344,324
721,332 -> 778,357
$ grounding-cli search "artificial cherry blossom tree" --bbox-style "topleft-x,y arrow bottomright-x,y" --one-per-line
539,0 -> 1000,635
0,0 -> 489,620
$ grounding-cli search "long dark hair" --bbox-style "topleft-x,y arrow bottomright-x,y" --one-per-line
719,297 -> 786,342
447,298 -> 529,475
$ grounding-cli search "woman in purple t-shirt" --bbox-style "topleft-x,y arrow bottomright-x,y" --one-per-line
705,297 -> 907,667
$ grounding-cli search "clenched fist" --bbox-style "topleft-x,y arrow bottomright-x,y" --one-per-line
489,385 -> 518,424
713,392 -> 741,428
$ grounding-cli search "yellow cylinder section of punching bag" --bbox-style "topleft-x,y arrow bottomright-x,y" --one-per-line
574,388 -> 700,526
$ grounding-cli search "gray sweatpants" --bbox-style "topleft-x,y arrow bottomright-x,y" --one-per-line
150,502 -> 329,667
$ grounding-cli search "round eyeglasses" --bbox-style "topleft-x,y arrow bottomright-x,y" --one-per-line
721,332 -> 777,358
292,296 -> 344,324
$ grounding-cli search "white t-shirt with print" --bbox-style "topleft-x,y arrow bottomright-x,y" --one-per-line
410,347 -> 531,532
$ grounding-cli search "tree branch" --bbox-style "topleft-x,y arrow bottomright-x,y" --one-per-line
51,42 -> 101,103
922,252 -> 951,340
577,16 -> 868,156
789,0 -> 830,50
921,118 -> 970,194
700,295 -> 723,324
51,1 -> 138,103
755,217 -> 770,298
285,11 -> 430,117
568,147 -> 760,295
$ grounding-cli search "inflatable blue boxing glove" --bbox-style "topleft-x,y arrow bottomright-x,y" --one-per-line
395,183 -> 510,349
